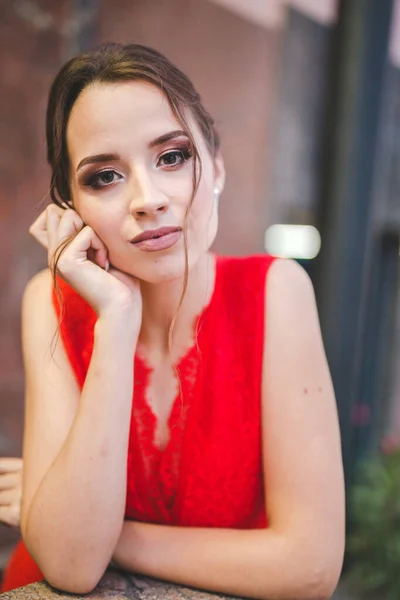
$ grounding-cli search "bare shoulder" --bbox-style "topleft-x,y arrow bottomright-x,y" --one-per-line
22,269 -> 57,329
21,268 -> 62,369
267,258 -> 315,298
266,258 -> 318,328
265,259 -> 323,354
23,268 -> 52,306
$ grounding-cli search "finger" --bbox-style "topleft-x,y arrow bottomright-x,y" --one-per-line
63,226 -> 107,268
0,489 -> 20,505
29,210 -> 50,250
30,204 -> 65,250
0,473 -> 20,491
58,209 -> 84,242
50,209 -> 84,269
46,204 -> 65,257
0,458 -> 23,474
91,243 -> 108,270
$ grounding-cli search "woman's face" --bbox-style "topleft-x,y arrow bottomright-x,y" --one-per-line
66,81 -> 225,283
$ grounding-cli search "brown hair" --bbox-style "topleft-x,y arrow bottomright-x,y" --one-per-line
47,42 -> 220,348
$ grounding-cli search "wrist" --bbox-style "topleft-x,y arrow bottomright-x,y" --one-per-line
96,311 -> 140,336
112,521 -> 152,574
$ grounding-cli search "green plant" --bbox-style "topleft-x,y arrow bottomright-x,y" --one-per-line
347,450 -> 400,600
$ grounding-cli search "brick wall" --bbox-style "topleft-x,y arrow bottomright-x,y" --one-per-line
0,0 -> 69,560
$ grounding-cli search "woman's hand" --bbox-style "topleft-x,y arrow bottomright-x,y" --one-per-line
0,458 -> 23,530
29,204 -> 142,325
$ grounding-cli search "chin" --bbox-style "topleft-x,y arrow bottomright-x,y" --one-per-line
116,250 -> 191,284
109,230 -> 215,284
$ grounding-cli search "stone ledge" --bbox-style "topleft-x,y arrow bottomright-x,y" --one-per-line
0,564 -> 354,598
0,568 -> 235,599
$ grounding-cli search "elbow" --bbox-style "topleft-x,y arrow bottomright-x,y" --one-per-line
40,547 -> 111,594
20,544 -> 100,593
261,535 -> 344,600
292,547 -> 344,600
23,536 -> 106,595
265,567 -> 340,600
46,578 -> 97,595
22,519 -> 114,594
43,565 -> 103,595
299,565 -> 342,600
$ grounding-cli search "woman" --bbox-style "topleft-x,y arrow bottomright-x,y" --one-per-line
0,43 -> 344,598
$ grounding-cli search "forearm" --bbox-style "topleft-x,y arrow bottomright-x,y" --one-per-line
113,522 -> 334,600
24,315 -> 137,587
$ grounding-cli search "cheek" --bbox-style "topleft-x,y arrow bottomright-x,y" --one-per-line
190,177 -> 213,219
187,184 -> 216,240
76,202 -> 121,243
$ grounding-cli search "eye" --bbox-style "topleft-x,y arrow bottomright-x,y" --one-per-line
85,169 -> 122,189
158,148 -> 193,168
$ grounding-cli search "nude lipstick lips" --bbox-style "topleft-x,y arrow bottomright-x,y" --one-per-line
129,226 -> 182,252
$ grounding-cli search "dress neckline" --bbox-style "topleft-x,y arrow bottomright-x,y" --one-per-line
135,253 -> 221,372
132,254 -> 221,457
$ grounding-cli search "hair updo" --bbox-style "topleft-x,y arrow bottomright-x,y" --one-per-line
46,43 -> 221,352
46,42 -> 220,208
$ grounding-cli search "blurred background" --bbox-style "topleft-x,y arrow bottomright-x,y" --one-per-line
1,0 -> 400,596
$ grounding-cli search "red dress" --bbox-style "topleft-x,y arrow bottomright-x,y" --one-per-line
1,254 -> 275,592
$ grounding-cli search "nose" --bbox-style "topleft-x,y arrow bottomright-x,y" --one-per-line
128,168 -> 169,219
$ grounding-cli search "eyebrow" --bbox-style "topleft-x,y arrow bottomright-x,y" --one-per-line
149,129 -> 188,148
77,153 -> 119,171
76,130 -> 189,172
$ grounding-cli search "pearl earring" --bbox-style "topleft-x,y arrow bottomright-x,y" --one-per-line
214,187 -> 220,209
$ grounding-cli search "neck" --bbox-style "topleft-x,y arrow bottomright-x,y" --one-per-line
138,253 -> 216,363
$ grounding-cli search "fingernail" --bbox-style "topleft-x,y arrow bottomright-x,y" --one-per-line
105,259 -> 109,272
